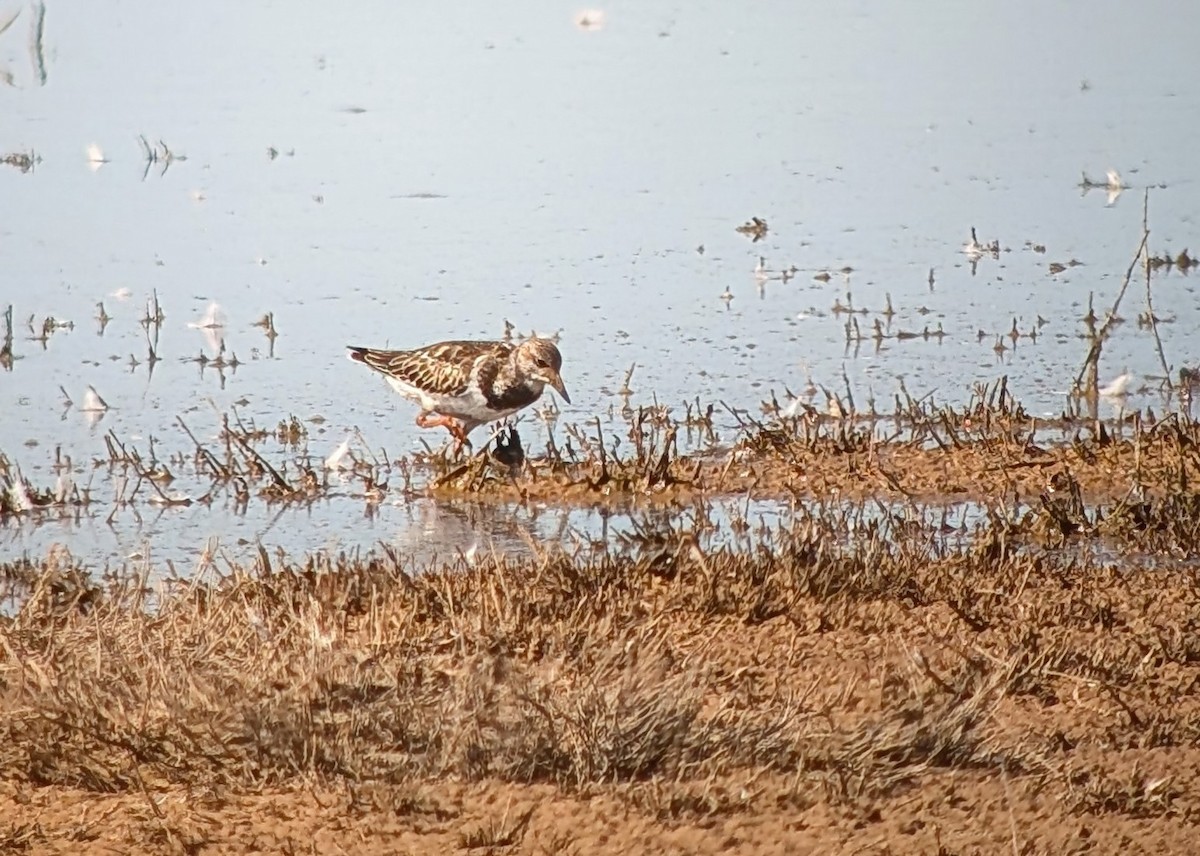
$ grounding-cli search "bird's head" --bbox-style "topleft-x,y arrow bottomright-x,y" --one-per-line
515,338 -> 570,404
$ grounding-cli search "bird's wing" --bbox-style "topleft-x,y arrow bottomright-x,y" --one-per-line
348,340 -> 510,397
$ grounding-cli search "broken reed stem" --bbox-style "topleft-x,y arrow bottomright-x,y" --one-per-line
1144,267 -> 1173,392
224,416 -> 290,491
0,304 -> 13,368
1073,199 -> 1151,396
1140,191 -> 1174,393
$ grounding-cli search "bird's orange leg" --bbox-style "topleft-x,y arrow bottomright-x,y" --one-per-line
416,412 -> 470,453
415,411 -> 447,430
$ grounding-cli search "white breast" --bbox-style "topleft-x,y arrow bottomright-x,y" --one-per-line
385,375 -> 536,424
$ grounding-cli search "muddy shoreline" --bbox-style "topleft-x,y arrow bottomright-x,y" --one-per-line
3,424 -> 1200,852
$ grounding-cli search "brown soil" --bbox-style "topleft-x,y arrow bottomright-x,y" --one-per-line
3,470 -> 1200,854
4,392 -> 1200,854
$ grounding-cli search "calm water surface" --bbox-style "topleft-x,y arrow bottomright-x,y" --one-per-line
3,1 -> 1199,568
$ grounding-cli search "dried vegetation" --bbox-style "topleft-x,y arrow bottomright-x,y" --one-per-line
2,468 -> 1200,850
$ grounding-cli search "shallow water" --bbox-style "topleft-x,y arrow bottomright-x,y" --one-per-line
0,487 -> 800,572
3,1 -> 1200,568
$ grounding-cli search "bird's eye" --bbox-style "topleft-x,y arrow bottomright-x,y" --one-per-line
535,357 -> 549,369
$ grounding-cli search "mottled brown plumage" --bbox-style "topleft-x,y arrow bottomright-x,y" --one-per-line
348,337 -> 569,448
350,340 -> 503,398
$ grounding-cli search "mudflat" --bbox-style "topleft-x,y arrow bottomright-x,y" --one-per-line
3,405 -> 1199,854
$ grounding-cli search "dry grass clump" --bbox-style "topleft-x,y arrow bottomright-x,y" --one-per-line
0,462 -> 67,518
0,150 -> 37,173
6,383 -> 1200,528
4,501 -> 1198,835
424,385 -> 1200,520
429,413 -> 699,498
1098,484 -> 1200,556
992,436 -> 1200,557
0,542 -> 809,793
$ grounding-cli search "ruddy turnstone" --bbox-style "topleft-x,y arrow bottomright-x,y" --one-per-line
347,337 -> 570,448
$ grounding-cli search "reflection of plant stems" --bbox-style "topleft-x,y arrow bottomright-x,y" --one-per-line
30,2 -> 47,86
0,8 -> 20,38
